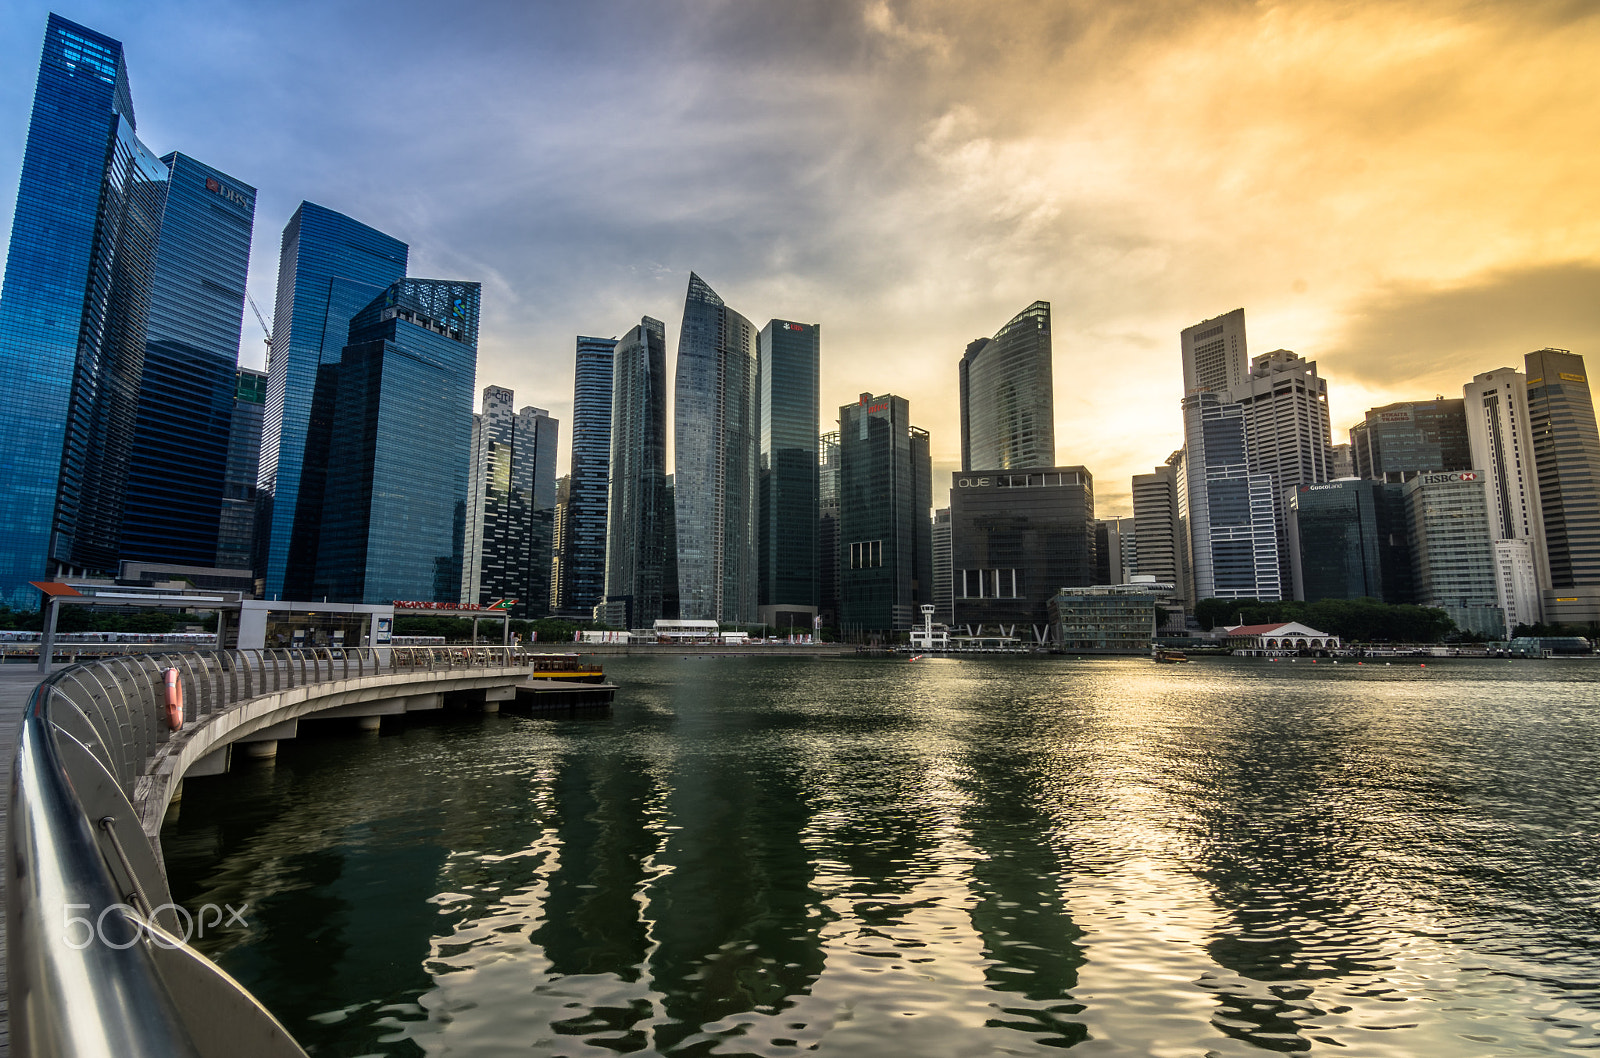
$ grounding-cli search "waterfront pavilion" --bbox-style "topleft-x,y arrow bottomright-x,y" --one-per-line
1223,621 -> 1341,655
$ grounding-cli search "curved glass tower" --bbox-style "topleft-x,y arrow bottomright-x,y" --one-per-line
674,273 -> 758,624
959,301 -> 1055,472
605,317 -> 670,629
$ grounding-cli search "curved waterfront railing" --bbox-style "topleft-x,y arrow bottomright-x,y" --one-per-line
5,646 -> 528,1058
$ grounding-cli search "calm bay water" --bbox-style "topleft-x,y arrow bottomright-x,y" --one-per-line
161,655 -> 1600,1057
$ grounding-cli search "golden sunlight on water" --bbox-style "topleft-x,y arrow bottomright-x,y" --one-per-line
163,655 -> 1600,1056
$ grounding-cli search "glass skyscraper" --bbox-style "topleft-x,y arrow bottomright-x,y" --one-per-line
462,386 -> 559,618
1181,392 -> 1281,601
1349,398 -> 1470,481
674,273 -> 758,624
217,368 -> 267,571
838,394 -> 932,636
959,301 -> 1055,471
605,318 -> 672,629
312,279 -> 479,604
757,319 -> 820,629
121,153 -> 256,567
0,15 -> 168,606
818,431 -> 842,628
555,335 -> 617,618
259,201 -> 408,600
1286,480 -> 1409,603
1524,348 -> 1600,622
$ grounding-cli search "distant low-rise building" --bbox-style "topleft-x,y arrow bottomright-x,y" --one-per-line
1222,621 -> 1342,655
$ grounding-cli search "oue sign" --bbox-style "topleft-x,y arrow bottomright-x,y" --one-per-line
956,477 -> 991,488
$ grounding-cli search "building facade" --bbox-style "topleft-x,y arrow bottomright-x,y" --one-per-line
959,301 -> 1055,471
217,368 -> 266,571
1524,348 -> 1600,625
1285,479 -> 1409,603
121,153 -> 256,569
312,279 -> 478,604
1049,582 -> 1167,653
1181,308 -> 1248,397
462,386 -> 559,618
554,335 -> 617,618
818,431 -> 842,629
1463,367 -> 1549,619
1132,460 -> 1186,613
838,394 -> 932,636
259,201 -> 408,600
1181,392 -> 1281,601
951,467 -> 1096,639
1093,516 -> 1134,586
605,318 -> 672,630
1403,470 -> 1503,638
757,319 -> 820,629
674,273 -> 758,624
0,16 -> 169,605
931,507 -> 953,625
1349,398 -> 1470,481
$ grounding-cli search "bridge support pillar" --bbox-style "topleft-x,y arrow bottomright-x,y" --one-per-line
482,701 -> 500,713
358,715 -> 383,732
242,740 -> 279,760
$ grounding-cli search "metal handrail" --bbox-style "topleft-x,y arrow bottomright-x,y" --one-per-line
5,645 -> 527,1057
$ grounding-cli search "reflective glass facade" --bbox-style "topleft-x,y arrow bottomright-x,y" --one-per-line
1286,480 -> 1409,603
122,153 -> 256,567
757,319 -> 820,615
556,336 -> 616,617
0,16 -> 168,605
1349,399 -> 1470,481
462,386 -> 559,618
818,431 -> 842,626
218,369 -> 266,570
959,301 -> 1055,471
838,394 -> 932,635
1182,392 -> 1281,601
674,273 -> 758,623
1404,470 -> 1501,636
312,279 -> 478,604
259,202 -> 407,599
1525,349 -> 1600,592
605,318 -> 671,628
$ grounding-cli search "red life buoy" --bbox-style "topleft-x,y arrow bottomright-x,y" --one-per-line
164,668 -> 184,730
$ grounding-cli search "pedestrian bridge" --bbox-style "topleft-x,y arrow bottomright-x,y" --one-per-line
6,647 -> 534,1058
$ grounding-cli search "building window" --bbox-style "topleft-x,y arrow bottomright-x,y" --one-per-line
958,568 -> 1020,598
850,540 -> 882,569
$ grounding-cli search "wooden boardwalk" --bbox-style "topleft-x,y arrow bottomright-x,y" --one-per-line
0,664 -> 49,1058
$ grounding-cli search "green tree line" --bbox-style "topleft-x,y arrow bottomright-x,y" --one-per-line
1192,597 -> 1457,643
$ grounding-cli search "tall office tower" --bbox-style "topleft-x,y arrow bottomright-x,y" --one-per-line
216,368 -> 267,571
818,431 -> 842,627
1286,480 -> 1409,603
121,154 -> 256,567
1404,470 -> 1503,638
757,319 -> 821,630
461,386 -> 559,618
1180,308 -> 1248,396
1463,368 -> 1550,614
259,202 -> 408,599
549,474 -> 570,613
931,507 -> 953,624
1225,349 -> 1334,595
959,301 -> 1055,471
838,394 -> 932,635
555,336 -> 617,618
0,16 -> 169,606
1524,348 -> 1600,624
951,467 -> 1096,640
312,279 -> 478,604
1349,398 -> 1470,482
1330,444 -> 1354,479
605,318 -> 671,630
1133,461 -> 1186,611
1493,540 -> 1542,631
674,273 -> 759,624
1093,516 -> 1135,585
1181,392 -> 1281,601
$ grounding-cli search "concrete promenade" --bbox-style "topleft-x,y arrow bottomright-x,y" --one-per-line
0,664 -> 50,1058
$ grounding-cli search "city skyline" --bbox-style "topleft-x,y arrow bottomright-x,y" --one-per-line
3,1 -> 1595,515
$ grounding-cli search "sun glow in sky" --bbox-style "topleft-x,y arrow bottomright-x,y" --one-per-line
2,0 -> 1597,514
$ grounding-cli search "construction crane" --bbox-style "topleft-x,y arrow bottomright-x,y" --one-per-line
246,293 -> 273,370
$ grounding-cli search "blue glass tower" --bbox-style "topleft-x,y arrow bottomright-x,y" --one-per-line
605,318 -> 671,629
259,202 -> 408,599
217,368 -> 267,570
121,154 -> 256,566
674,273 -> 758,624
0,15 -> 168,606
312,279 -> 479,604
757,319 -> 820,627
555,335 -> 617,617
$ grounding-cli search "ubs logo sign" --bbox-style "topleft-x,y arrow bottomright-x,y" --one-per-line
204,176 -> 252,210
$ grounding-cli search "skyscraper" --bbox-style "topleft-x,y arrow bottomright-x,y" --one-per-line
757,319 -> 820,630
217,368 -> 266,571
818,431 -> 842,628
1524,348 -> 1600,624
1181,392 -> 1281,601
1463,367 -> 1549,613
555,336 -> 617,618
1349,398 -> 1470,481
0,15 -> 168,605
121,153 -> 256,568
462,386 -> 559,618
549,474 -> 570,614
1180,308 -> 1248,397
931,506 -> 953,625
674,273 -> 758,624
1286,480 -> 1408,603
259,202 -> 407,599
312,279 -> 478,604
1404,470 -> 1503,637
838,394 -> 932,636
605,318 -> 671,630
959,301 -> 1055,471
1132,460 -> 1186,612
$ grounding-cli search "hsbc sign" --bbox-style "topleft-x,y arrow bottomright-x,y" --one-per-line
1421,471 -> 1480,485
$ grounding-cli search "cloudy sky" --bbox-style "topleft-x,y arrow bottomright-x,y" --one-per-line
3,0 -> 1597,515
